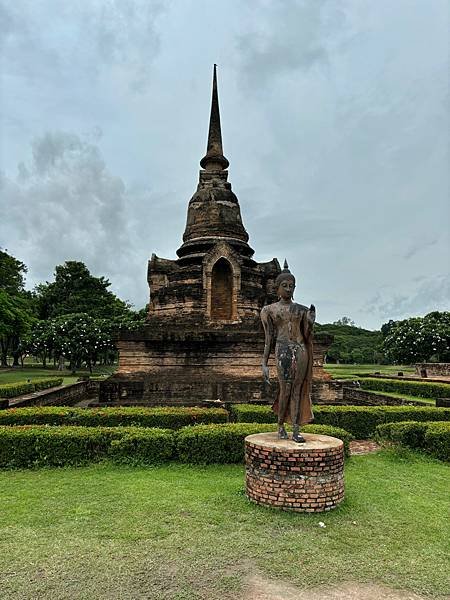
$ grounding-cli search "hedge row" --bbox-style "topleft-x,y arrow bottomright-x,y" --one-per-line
230,404 -> 450,439
0,423 -> 351,468
359,378 -> 450,400
376,421 -> 450,461
0,378 -> 63,399
0,406 -> 228,429
177,423 -> 352,463
0,426 -> 174,468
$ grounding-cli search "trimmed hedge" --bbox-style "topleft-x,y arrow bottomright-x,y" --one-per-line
0,406 -> 228,429
230,403 -> 450,439
0,378 -> 63,399
109,428 -> 175,464
376,421 -> 450,461
0,425 -> 174,468
359,378 -> 450,400
176,423 -> 352,464
0,422 -> 352,468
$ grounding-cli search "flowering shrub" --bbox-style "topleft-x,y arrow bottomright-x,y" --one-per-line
381,312 -> 450,363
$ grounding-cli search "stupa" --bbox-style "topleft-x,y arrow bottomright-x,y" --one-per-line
99,66 -> 333,405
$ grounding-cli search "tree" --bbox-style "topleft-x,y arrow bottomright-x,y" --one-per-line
32,313 -> 113,373
35,261 -> 131,320
316,322 -> 383,364
0,250 -> 35,366
0,290 -> 35,366
333,317 -> 356,327
382,312 -> 450,364
0,249 -> 27,294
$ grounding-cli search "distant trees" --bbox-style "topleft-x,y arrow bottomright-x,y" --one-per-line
35,261 -> 131,320
382,312 -> 450,364
333,316 -> 356,327
0,255 -> 146,370
315,322 -> 383,364
0,249 -> 36,366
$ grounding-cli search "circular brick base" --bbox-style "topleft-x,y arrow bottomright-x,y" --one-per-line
245,432 -> 345,512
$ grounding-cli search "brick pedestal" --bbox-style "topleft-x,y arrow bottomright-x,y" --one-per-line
245,432 -> 344,512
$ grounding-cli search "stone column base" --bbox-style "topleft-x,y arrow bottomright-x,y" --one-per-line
245,432 -> 345,512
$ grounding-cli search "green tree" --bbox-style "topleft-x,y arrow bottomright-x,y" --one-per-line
35,261 -> 131,320
0,290 -> 35,366
316,322 -> 383,364
382,312 -> 450,364
0,249 -> 27,294
333,316 -> 356,327
0,250 -> 36,366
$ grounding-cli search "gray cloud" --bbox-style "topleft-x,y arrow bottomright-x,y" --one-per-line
0,0 -> 164,90
403,238 -> 438,261
0,131 -> 147,307
235,0 -> 333,88
366,274 -> 450,321
0,1 -> 448,329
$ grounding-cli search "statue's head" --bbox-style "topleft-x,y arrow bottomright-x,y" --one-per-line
275,260 -> 295,300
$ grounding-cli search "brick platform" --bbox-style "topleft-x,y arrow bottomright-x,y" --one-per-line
245,432 -> 344,512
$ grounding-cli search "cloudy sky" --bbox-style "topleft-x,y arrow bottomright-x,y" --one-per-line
0,0 -> 448,329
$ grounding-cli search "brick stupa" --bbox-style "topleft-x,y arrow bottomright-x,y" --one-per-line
100,66 -> 333,405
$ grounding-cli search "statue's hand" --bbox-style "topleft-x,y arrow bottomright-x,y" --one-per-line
262,364 -> 270,385
307,304 -> 316,325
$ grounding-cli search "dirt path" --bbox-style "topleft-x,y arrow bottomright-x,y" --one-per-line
244,575 -> 428,600
349,440 -> 381,455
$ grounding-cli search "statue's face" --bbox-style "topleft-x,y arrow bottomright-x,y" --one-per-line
278,277 -> 295,300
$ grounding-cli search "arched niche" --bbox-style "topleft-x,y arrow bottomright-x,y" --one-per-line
203,243 -> 241,321
211,258 -> 233,320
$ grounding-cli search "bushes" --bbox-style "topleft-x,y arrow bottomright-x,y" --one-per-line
359,378 -> 450,400
230,404 -> 450,438
0,422 -> 351,468
376,421 -> 450,461
0,378 -> 63,399
109,428 -> 175,464
425,423 -> 450,462
0,406 -> 228,429
176,423 -> 352,464
0,425 -> 174,468
230,404 -> 276,424
0,426 -> 119,468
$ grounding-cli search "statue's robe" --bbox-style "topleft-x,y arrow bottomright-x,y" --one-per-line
261,302 -> 314,425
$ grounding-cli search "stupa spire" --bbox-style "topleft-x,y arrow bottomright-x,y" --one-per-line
200,64 -> 229,171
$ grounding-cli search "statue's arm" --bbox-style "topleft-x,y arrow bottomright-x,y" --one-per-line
261,306 -> 273,383
303,304 -> 316,341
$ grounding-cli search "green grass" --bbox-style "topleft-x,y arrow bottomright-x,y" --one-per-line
0,450 -> 448,599
0,365 -> 116,387
324,363 -> 415,380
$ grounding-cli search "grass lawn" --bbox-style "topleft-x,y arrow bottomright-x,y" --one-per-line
324,363 -> 415,380
0,450 -> 448,599
0,365 -> 116,387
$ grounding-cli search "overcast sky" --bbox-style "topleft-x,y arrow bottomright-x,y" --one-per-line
0,0 -> 448,329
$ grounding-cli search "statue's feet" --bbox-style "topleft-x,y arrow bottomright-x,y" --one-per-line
278,426 -> 288,440
292,428 -> 306,443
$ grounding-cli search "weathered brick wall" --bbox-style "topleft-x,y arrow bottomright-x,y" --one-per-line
415,363 -> 450,376
7,381 -> 90,409
245,433 -> 344,512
